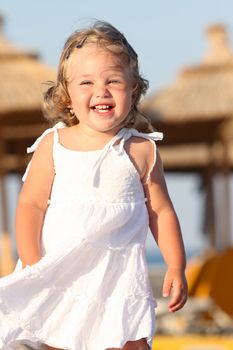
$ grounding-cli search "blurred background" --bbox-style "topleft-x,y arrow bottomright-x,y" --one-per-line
0,0 -> 233,349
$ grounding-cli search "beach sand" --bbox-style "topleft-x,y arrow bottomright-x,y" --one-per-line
148,266 -> 166,299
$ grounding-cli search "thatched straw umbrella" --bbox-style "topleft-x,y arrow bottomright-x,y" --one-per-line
0,16 -> 55,275
142,24 -> 233,251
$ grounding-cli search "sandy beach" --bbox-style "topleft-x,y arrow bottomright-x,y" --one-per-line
148,266 -> 166,299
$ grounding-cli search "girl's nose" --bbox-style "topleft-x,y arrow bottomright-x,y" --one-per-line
94,85 -> 111,98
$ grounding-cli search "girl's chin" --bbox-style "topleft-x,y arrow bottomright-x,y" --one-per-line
89,123 -> 123,134
89,118 -> 125,131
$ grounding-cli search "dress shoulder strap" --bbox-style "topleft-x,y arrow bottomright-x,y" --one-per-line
26,121 -> 66,154
53,127 -> 60,144
122,128 -> 164,184
22,122 -> 66,182
122,128 -> 163,143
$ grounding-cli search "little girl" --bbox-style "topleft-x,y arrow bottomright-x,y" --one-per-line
0,21 -> 187,350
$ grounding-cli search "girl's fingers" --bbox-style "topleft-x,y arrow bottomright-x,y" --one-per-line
168,285 -> 181,308
162,270 -> 188,312
169,295 -> 187,312
162,278 -> 172,298
168,285 -> 187,312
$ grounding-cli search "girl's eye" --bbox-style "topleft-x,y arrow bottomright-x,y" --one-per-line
108,80 -> 120,84
80,81 -> 93,85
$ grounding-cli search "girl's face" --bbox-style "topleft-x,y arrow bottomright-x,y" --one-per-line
65,44 -> 133,135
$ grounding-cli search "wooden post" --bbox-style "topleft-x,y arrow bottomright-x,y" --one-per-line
203,165 -> 217,248
214,137 -> 232,251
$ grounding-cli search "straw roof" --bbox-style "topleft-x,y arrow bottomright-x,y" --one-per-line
141,25 -> 233,251
143,65 -> 233,122
0,16 -> 55,123
141,24 -> 233,171
142,25 -> 233,126
0,15 -> 56,174
0,58 -> 55,118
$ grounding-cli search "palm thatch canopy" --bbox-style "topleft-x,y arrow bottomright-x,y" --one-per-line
143,25 -> 233,121
143,64 -> 233,122
0,56 -> 54,122
0,16 -> 55,126
142,24 -> 233,170
0,15 -> 55,173
142,24 -> 233,250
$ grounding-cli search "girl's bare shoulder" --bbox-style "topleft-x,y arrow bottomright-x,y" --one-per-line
125,136 -> 154,159
124,136 -> 155,181
25,131 -> 55,174
33,131 -> 54,152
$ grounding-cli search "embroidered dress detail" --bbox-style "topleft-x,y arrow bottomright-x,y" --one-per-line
0,125 -> 163,350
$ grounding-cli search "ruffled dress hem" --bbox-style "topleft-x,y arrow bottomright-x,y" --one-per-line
1,332 -> 153,350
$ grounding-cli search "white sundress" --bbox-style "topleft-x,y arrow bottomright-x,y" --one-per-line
0,123 -> 163,350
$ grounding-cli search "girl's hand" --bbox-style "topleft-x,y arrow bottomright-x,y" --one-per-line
162,268 -> 188,312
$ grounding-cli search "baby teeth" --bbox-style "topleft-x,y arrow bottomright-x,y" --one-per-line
95,105 -> 110,110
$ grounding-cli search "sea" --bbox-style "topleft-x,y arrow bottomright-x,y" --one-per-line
146,246 -> 201,268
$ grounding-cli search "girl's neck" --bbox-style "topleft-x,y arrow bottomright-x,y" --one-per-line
70,124 -> 123,151
74,124 -> 122,141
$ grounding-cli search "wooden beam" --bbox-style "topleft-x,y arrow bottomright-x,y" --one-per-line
0,155 -> 30,172
0,124 -> 46,139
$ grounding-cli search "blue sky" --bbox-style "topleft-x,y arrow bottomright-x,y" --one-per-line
1,0 -> 233,92
0,0 -> 233,261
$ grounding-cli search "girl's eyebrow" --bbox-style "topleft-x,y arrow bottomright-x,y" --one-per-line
77,71 -> 125,79
77,74 -> 93,78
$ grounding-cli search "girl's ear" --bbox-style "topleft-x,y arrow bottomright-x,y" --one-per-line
69,108 -> 75,116
66,98 -> 73,110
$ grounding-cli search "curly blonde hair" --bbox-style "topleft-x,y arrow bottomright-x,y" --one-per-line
43,20 -> 154,132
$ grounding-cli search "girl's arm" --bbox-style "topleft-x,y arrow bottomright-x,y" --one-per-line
143,145 -> 188,312
15,132 -> 55,268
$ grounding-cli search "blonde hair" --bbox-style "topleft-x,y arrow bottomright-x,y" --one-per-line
43,20 -> 154,132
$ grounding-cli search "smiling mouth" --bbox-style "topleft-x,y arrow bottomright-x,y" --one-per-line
92,104 -> 114,113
